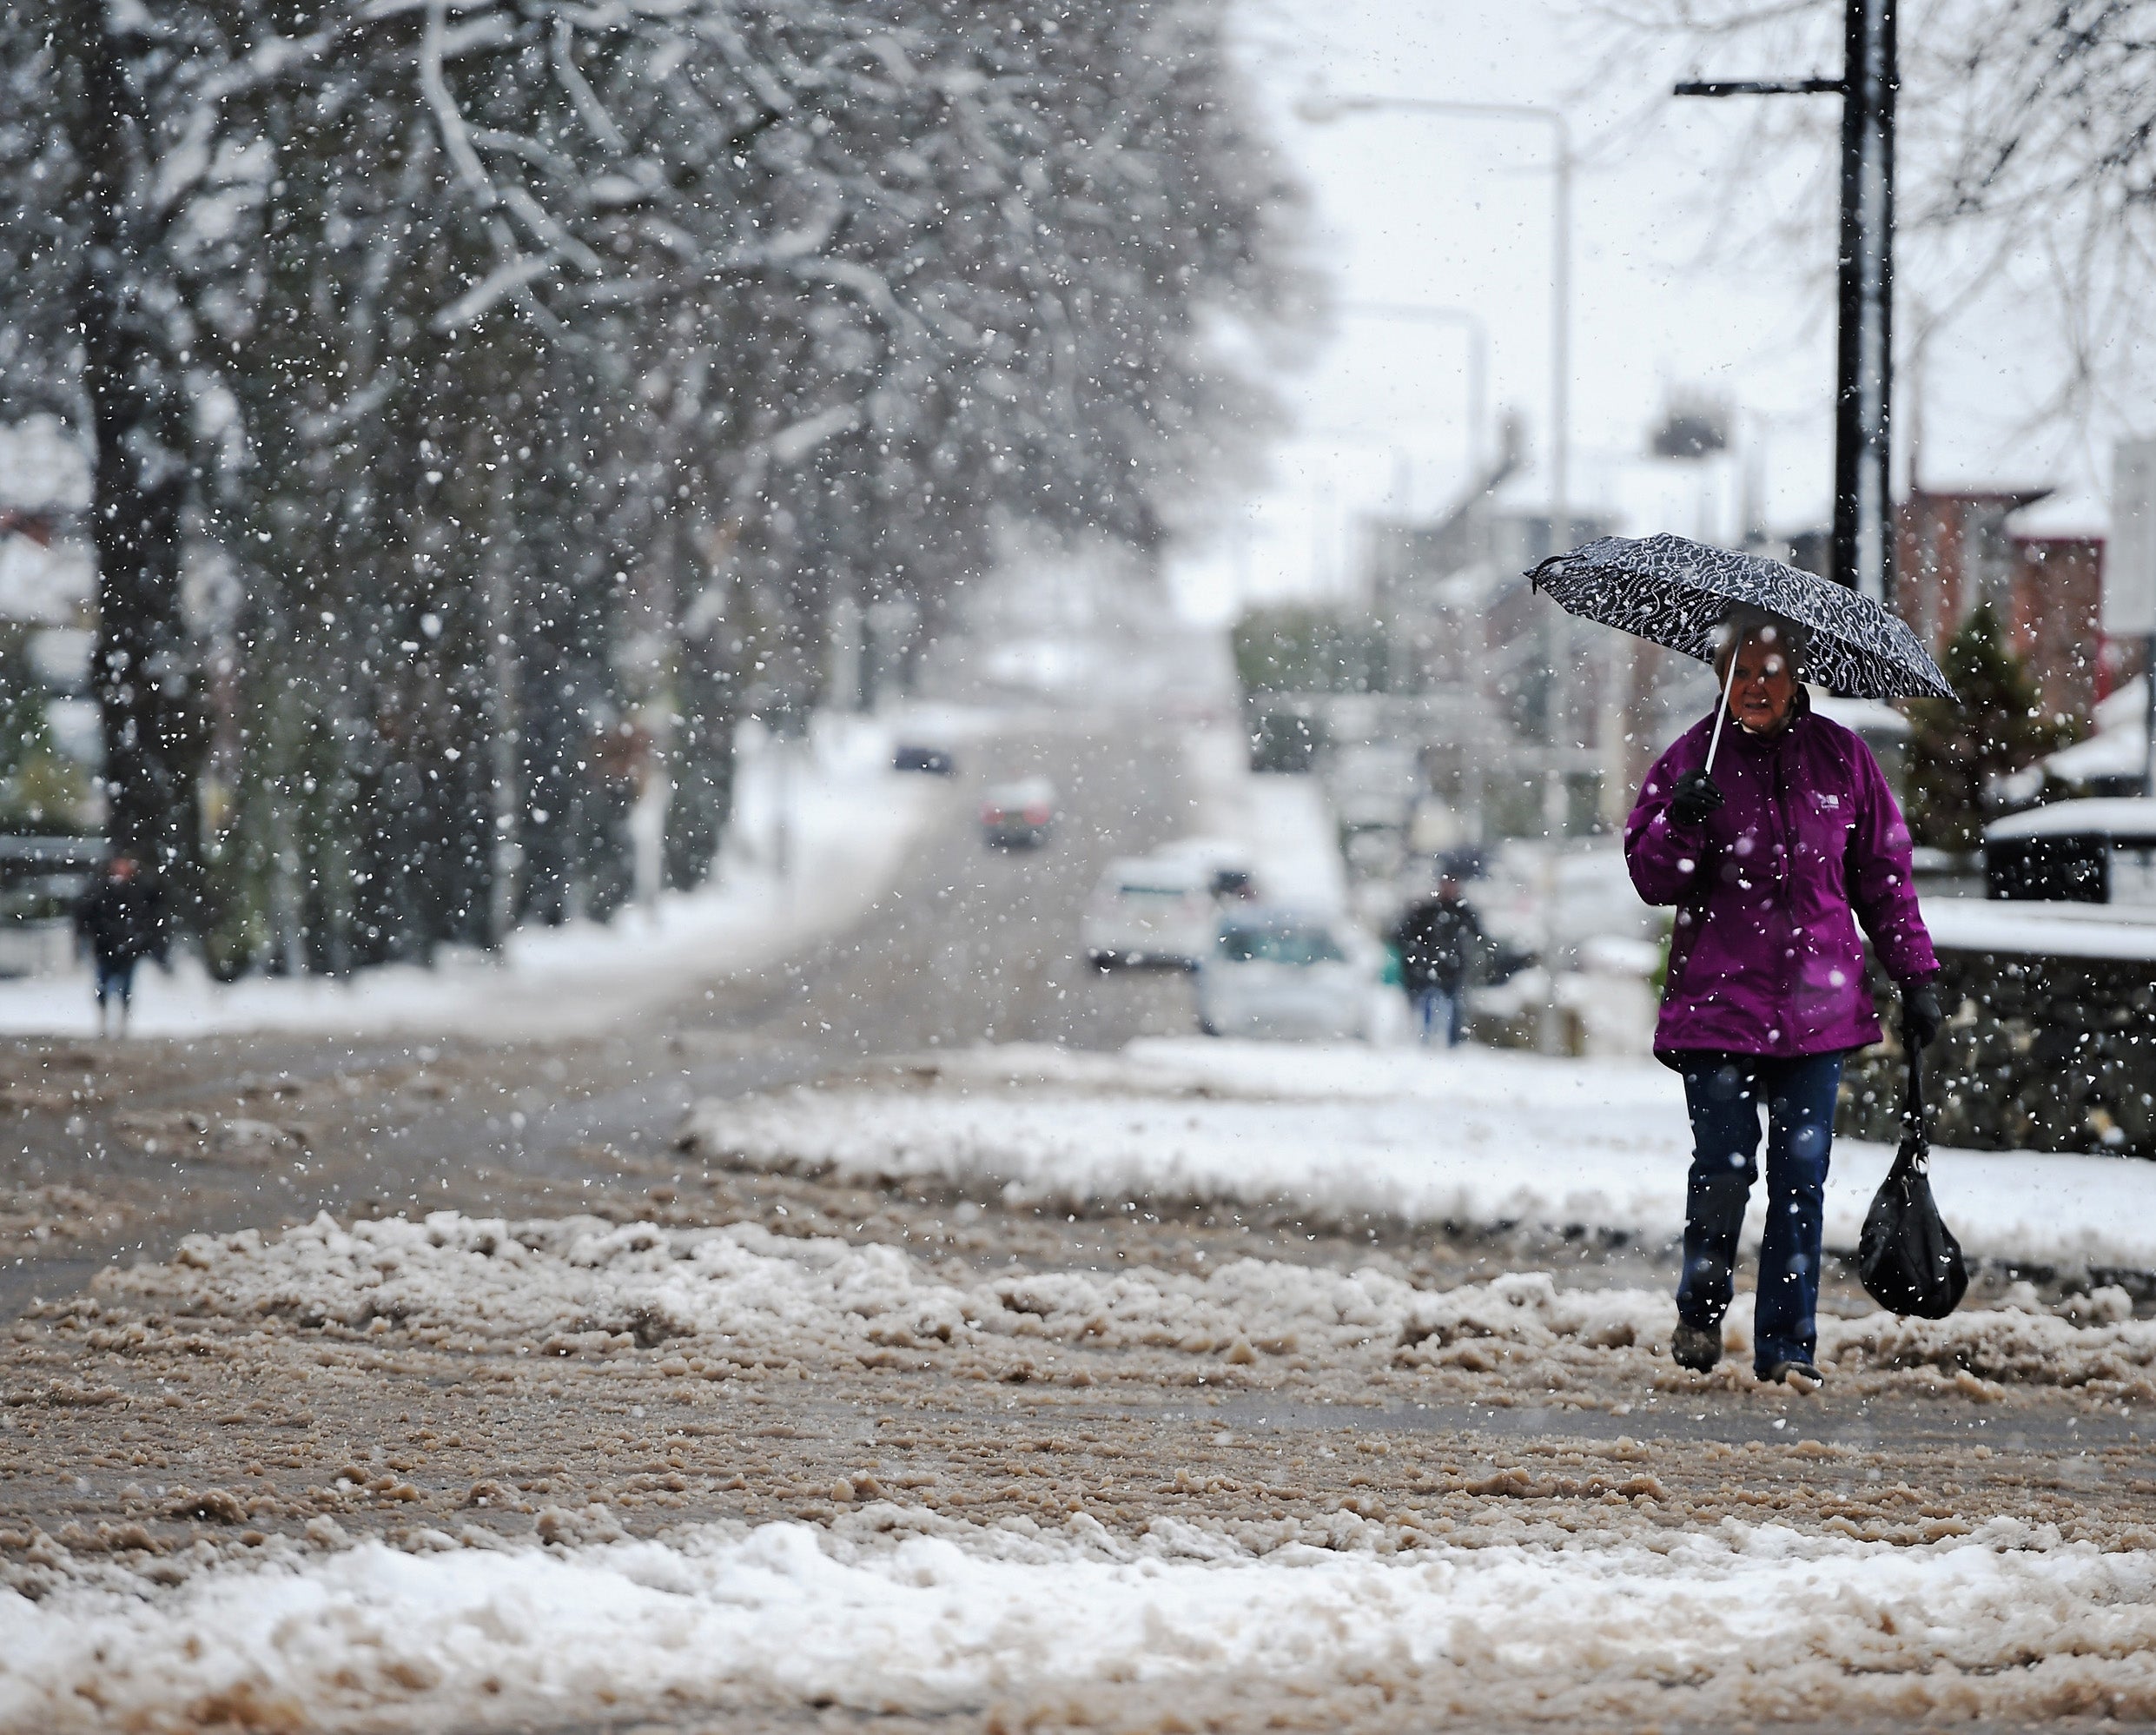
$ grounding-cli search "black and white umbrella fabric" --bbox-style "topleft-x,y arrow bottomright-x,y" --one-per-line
1530,532 -> 1956,703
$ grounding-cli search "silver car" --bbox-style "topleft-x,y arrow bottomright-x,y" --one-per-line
1194,907 -> 1372,1040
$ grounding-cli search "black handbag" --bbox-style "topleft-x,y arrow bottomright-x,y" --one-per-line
1855,1032 -> 1969,1318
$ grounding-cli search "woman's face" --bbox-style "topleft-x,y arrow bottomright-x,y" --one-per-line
1728,632 -> 1797,732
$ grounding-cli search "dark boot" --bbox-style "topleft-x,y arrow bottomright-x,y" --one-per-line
1764,1360 -> 1823,1394
1672,1321 -> 1722,1373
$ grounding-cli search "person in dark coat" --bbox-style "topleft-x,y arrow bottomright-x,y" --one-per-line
1388,877 -> 1482,1047
74,856 -> 167,1037
1625,614 -> 1942,1393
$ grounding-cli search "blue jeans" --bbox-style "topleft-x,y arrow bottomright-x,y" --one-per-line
1411,985 -> 1463,1047
1676,1050 -> 1842,1375
94,958 -> 137,1008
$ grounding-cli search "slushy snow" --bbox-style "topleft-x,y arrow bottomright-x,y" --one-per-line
102,1209 -> 2156,1390
104,1210 -> 1671,1365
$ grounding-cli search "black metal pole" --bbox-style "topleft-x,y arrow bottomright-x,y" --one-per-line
1833,0 -> 1896,604
1675,0 -> 1896,601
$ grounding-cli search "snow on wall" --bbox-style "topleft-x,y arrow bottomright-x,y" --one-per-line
1926,897 -> 2156,964
4,1508 -> 2154,1731
683,1040 -> 2156,1276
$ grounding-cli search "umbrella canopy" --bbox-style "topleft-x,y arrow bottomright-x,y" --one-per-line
1530,531 -> 1955,702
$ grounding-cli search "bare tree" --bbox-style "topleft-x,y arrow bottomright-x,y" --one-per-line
1595,0 -> 2156,423
1,0 -> 1306,973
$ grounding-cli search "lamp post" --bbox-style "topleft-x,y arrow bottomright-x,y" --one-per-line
1325,306 -> 1491,703
1300,91 -> 1578,1053
1675,0 -> 1898,605
1299,94 -> 1572,566
1298,93 -> 1574,835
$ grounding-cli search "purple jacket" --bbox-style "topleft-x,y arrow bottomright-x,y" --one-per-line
1625,690 -> 1938,1060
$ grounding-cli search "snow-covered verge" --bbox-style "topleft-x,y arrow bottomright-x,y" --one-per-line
4,1509 -> 2154,1731
97,1210 -> 2156,1393
0,711 -> 964,1042
684,1039 -> 2156,1277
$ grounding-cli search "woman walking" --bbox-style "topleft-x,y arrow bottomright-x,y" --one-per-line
1625,616 -> 1943,1390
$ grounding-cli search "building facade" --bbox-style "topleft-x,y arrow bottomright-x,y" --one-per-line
1894,487 -> 2106,724
1359,468 -> 1715,838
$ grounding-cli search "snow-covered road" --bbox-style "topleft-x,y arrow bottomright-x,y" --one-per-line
9,1041 -> 2155,1731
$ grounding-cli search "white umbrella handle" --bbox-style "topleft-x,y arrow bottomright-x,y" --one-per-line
1703,646 -> 1742,776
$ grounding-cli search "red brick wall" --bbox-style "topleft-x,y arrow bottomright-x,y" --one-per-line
1891,492 -> 2103,728
1895,495 -> 1970,653
2008,535 -> 2102,723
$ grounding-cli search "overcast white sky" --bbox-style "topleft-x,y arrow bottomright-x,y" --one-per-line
1170,0 -> 2135,620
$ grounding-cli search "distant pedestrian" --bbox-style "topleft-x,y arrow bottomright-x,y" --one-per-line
1387,877 -> 1482,1048
74,856 -> 168,1038
1625,615 -> 1942,1394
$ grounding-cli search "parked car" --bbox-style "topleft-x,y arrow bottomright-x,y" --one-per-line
1194,906 -> 1372,1041
1150,836 -> 1260,902
892,743 -> 956,775
1984,798 -> 2156,904
1082,857 -> 1218,969
981,777 -> 1056,850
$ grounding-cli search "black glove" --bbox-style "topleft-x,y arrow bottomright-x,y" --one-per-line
1668,770 -> 1724,829
1903,982 -> 1944,1049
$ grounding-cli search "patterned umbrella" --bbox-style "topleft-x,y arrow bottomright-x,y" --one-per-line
1530,532 -> 1955,702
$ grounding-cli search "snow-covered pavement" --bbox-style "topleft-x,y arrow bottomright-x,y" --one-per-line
685,1039 -> 2156,1278
10,1030 -> 2156,1731
0,711 -> 966,1042
7,1509 -> 2153,1730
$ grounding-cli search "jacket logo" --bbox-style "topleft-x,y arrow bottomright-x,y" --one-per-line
1815,793 -> 1840,811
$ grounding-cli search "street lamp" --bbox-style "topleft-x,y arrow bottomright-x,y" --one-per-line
1296,90 -> 1572,564
1298,89 -> 1575,821
1300,89 -> 1579,1055
1296,424 -> 1434,606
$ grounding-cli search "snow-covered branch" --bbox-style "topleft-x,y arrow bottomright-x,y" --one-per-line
420,0 -> 499,209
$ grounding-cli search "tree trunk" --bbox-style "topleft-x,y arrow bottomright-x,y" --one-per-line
69,13 -> 204,909
666,563 -> 740,893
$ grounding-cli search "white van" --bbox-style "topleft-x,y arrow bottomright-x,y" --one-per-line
1148,835 -> 1260,902
1082,857 -> 1217,970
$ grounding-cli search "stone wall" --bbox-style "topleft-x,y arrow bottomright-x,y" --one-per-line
1838,948 -> 2156,1156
